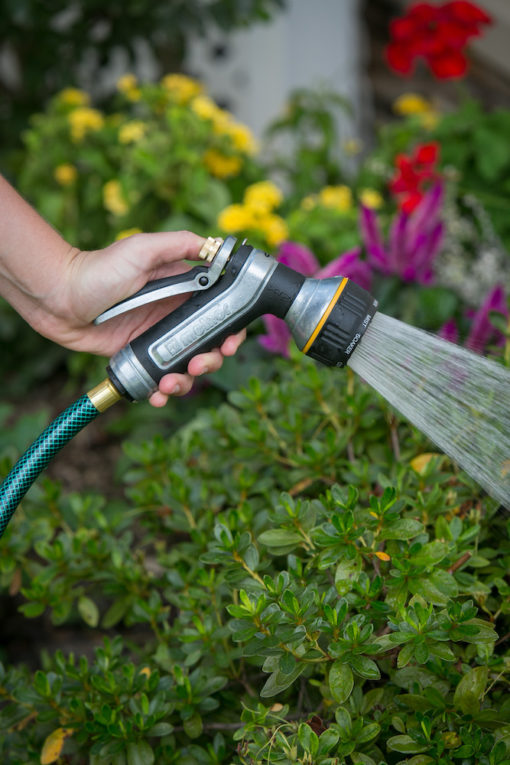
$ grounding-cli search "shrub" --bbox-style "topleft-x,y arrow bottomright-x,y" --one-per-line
15,75 -> 261,250
1,356 -> 509,763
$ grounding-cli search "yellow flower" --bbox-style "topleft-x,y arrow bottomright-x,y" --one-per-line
393,92 -> 439,129
57,88 -> 90,107
68,107 -> 104,142
410,452 -> 441,475
115,227 -> 142,240
359,188 -> 383,209
225,122 -> 258,155
319,185 -> 352,212
118,121 -> 147,144
117,74 -> 137,92
218,204 -> 253,233
116,73 -> 141,102
161,74 -> 203,104
244,181 -> 283,212
300,195 -> 317,211
204,149 -> 242,178
54,163 -> 77,186
393,92 -> 432,116
191,95 -> 222,122
257,214 -> 289,248
103,180 -> 129,216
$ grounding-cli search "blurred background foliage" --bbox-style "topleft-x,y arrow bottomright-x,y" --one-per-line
0,0 -> 284,160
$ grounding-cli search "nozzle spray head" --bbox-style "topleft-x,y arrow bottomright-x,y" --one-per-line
285,276 -> 378,367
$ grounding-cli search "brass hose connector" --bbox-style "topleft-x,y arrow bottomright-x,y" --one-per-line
198,237 -> 224,263
87,378 -> 123,412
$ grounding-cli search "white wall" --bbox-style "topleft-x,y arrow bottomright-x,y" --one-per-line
186,0 -> 364,141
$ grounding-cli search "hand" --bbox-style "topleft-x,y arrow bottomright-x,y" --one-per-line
37,231 -> 245,407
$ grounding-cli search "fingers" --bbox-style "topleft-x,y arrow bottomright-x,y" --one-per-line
149,330 -> 246,407
149,372 -> 195,407
220,329 -> 246,356
187,329 -> 246,375
122,230 -> 206,273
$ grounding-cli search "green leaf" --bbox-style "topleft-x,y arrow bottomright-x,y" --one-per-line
102,598 -> 129,629
126,742 -> 155,765
351,754 -> 377,765
258,529 -> 303,549
387,735 -> 428,754
19,602 -> 46,618
329,661 -> 354,703
357,722 -> 380,744
411,541 -> 450,568
453,666 -> 489,715
350,655 -> 380,680
397,643 -> 415,669
461,618 -> 498,644
78,596 -> 99,628
260,663 -> 306,697
298,723 -> 319,756
183,712 -> 203,739
380,519 -> 423,540
334,557 -> 362,595
318,728 -> 340,755
148,722 -> 174,737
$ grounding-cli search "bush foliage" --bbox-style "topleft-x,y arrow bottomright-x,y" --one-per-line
1,357 -> 509,764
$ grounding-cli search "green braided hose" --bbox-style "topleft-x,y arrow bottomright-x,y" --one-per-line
0,394 -> 100,539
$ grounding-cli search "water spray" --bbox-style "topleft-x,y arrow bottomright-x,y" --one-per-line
0,235 -> 508,538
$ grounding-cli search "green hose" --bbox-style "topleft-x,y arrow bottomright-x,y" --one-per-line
0,379 -> 122,540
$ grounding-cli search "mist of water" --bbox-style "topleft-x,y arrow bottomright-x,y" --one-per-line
347,313 -> 510,509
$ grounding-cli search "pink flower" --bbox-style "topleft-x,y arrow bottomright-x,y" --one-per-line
438,285 -> 508,354
466,285 -> 509,353
360,183 -> 444,285
258,242 -> 373,356
438,318 -> 459,344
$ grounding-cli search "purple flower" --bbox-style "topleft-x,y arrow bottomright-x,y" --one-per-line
438,285 -> 508,355
466,284 -> 508,353
258,242 -> 373,356
438,318 -> 459,344
360,183 -> 444,285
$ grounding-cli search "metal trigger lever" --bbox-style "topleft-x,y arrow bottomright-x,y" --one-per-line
94,236 -> 231,325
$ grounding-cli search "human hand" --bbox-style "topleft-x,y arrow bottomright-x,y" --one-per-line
41,231 -> 246,407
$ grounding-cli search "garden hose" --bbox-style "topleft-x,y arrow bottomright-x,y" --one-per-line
0,381 -> 122,538
0,236 -> 378,539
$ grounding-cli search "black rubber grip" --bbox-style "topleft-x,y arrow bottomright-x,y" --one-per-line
129,247 -> 304,383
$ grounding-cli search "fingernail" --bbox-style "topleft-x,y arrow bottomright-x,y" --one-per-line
202,367 -> 209,374
172,384 -> 181,395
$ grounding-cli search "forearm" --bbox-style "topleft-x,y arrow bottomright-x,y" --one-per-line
0,174 -> 76,329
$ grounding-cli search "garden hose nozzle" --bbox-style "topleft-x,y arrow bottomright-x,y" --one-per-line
0,236 -> 377,537
97,236 -> 378,401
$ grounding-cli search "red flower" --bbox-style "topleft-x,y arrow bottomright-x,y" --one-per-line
386,1 -> 491,80
389,142 -> 441,213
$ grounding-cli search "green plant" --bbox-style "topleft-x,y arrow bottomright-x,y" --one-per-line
0,355 -> 509,763
0,0 -> 284,158
15,75 -> 262,251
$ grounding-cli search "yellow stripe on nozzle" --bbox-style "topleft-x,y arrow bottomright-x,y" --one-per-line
302,277 -> 349,354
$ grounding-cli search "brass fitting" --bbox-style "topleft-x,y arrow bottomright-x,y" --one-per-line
87,378 -> 123,412
198,236 -> 224,263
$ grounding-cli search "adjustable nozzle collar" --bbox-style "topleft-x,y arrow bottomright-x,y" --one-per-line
285,277 -> 378,367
